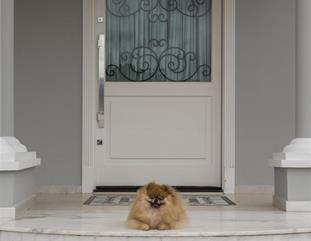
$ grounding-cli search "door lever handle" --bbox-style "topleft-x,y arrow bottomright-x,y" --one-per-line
97,34 -> 105,128
97,112 -> 104,128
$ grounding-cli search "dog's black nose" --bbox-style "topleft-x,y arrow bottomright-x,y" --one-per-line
150,197 -> 163,208
151,203 -> 161,208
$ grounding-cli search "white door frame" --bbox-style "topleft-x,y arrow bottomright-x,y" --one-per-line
82,0 -> 236,193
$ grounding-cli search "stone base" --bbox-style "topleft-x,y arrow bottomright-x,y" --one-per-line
270,138 -> 311,212
0,195 -> 35,218
273,195 -> 311,211
0,168 -> 36,218
0,137 -> 40,218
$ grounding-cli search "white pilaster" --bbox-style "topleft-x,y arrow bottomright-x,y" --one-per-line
222,0 -> 236,194
82,0 -> 97,193
0,0 -> 14,136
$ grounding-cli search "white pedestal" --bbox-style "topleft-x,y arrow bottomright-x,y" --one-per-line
0,137 -> 40,218
270,138 -> 311,211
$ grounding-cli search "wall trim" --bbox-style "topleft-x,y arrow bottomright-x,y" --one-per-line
235,185 -> 274,195
36,185 -> 82,194
82,0 -> 236,193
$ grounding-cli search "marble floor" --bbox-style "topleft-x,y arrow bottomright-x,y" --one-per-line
0,193 -> 311,240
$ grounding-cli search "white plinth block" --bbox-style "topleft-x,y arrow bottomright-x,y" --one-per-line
270,138 -> 311,211
0,137 -> 40,218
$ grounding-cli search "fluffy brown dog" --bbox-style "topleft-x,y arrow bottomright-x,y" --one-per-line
127,182 -> 187,230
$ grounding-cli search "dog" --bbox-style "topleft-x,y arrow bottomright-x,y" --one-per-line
127,182 -> 187,230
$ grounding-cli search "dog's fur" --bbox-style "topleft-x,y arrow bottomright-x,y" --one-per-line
127,182 -> 187,230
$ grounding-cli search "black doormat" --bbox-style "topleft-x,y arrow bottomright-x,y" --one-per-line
84,194 -> 235,206
94,186 -> 223,193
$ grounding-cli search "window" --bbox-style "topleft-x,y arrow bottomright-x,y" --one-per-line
105,0 -> 212,82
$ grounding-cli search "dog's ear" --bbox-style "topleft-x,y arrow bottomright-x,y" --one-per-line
146,181 -> 156,192
161,184 -> 175,196
161,185 -> 169,192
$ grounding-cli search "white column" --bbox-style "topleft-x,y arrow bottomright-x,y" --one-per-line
296,0 -> 311,138
270,0 -> 311,211
0,0 -> 14,136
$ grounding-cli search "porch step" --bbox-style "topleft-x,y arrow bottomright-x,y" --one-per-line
1,194 -> 311,241
1,230 -> 311,241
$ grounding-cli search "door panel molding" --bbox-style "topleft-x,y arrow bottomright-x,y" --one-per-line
82,0 -> 236,193
108,97 -> 211,159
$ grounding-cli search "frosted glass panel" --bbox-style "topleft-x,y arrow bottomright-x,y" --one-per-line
105,0 -> 212,82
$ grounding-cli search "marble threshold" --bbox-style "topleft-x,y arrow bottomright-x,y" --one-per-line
0,193 -> 311,240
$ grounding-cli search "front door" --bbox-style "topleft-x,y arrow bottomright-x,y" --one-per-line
95,0 -> 222,187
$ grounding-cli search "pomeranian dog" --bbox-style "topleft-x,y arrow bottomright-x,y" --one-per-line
127,182 -> 187,230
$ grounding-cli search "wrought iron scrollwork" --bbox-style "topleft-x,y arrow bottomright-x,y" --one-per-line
106,39 -> 211,82
106,0 -> 211,82
107,0 -> 211,20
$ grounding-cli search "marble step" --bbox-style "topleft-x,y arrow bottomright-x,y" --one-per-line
1,231 -> 311,241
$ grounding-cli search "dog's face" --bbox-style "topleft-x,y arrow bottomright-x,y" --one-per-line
144,182 -> 170,209
129,182 -> 187,230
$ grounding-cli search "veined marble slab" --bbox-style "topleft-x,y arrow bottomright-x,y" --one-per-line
0,232 -> 311,241
0,194 -> 311,240
1,210 -> 311,237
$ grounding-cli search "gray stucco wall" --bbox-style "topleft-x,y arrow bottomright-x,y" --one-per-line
0,0 -> 14,136
14,0 -> 82,186
236,0 -> 296,186
14,0 -> 295,187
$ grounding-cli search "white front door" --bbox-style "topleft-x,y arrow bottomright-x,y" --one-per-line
94,0 -> 222,187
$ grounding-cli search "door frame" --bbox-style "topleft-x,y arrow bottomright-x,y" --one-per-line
82,0 -> 236,193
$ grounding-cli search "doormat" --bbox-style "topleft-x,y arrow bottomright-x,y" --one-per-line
84,194 -> 235,206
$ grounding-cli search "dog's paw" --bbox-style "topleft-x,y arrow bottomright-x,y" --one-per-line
140,223 -> 150,231
158,223 -> 170,230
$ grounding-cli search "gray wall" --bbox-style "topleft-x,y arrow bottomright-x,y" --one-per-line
14,0 -> 295,187
236,0 -> 296,185
14,0 -> 82,186
0,0 -> 14,136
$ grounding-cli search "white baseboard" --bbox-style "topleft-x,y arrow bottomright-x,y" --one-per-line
0,207 -> 15,218
223,168 -> 235,194
273,195 -> 311,212
37,185 -> 82,194
0,195 -> 35,218
235,185 -> 274,194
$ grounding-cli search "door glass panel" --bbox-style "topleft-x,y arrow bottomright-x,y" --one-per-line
106,0 -> 212,82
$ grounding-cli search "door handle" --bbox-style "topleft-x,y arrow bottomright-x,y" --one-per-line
97,34 -> 105,128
